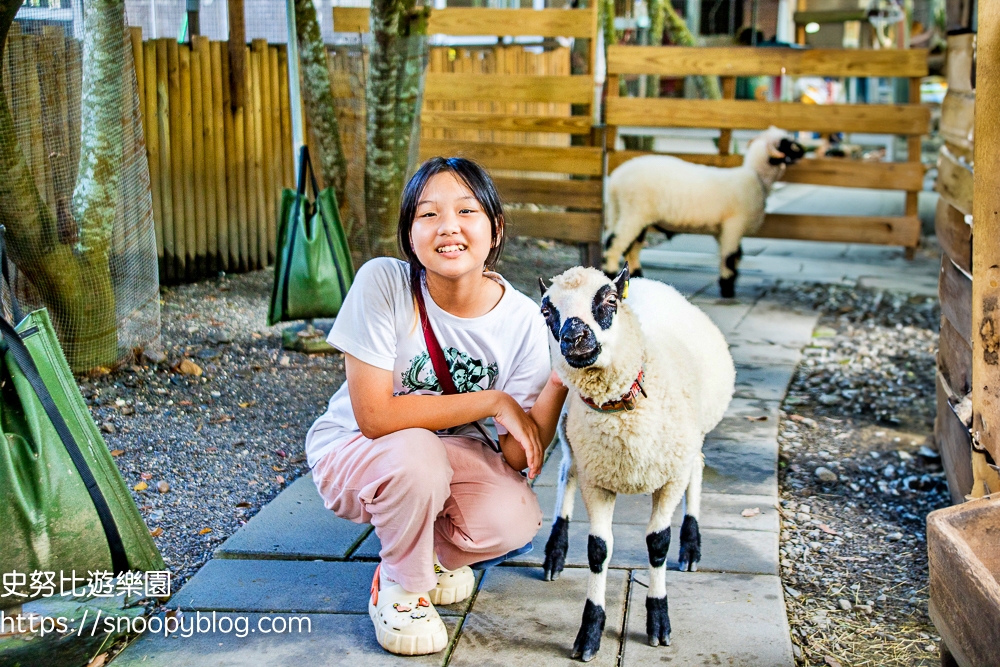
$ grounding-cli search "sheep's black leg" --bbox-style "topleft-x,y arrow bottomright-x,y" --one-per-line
544,434 -> 576,581
718,245 -> 743,298
572,484 -> 616,662
645,484 -> 685,647
678,458 -> 703,572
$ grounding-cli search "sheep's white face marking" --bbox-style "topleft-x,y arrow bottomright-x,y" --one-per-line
540,266 -> 629,370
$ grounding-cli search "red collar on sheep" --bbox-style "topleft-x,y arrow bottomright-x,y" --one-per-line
581,368 -> 647,413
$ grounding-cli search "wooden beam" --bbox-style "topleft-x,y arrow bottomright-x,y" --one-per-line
505,209 -> 602,242
935,145 -> 974,216
227,0 -> 246,107
424,73 -> 594,104
941,254 -> 973,346
940,90 -> 976,152
606,97 -> 930,135
751,213 -> 921,246
492,176 -> 603,209
607,151 -> 925,190
940,316 -> 973,398
946,33 -> 975,92
973,0 -> 1000,462
419,139 -> 603,176
606,45 -> 929,78
936,198 -> 972,274
935,371 -> 975,503
421,111 -> 593,135
333,6 -> 596,37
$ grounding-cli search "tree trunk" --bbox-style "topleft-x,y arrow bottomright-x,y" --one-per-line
294,0 -> 350,228
0,0 -> 125,371
364,0 -> 428,259
662,2 -> 721,99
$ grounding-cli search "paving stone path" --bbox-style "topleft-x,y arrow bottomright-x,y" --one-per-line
115,256 -> 822,667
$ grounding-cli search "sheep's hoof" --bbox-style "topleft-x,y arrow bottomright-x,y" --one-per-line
718,275 -> 736,299
645,596 -> 671,647
572,600 -> 605,662
678,515 -> 702,572
543,517 -> 570,581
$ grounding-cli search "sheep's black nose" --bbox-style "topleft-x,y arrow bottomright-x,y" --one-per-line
560,317 -> 601,368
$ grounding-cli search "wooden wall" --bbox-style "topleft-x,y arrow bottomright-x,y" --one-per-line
130,29 -> 295,283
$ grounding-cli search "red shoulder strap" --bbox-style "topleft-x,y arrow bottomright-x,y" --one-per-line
414,281 -> 459,395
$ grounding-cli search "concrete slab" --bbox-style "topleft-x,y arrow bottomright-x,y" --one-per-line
214,474 -> 370,561
711,397 -> 781,443
533,486 -> 779,533
703,437 -> 778,497
167,559 -> 468,616
728,339 -> 804,366
639,268 -> 715,297
114,613 -> 459,667
734,301 -> 818,347
505,521 -> 777,575
734,362 -> 798,401
448,567 -> 626,667
623,571 -> 793,666
688,300 -> 755,336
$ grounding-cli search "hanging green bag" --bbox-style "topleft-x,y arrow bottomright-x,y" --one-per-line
0,228 -> 163,606
268,146 -> 355,326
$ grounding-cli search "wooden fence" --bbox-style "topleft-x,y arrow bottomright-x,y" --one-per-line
333,6 -> 602,261
605,46 -> 930,252
130,29 -> 295,283
932,31 -> 989,504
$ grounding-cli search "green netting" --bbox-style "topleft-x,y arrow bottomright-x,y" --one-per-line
0,0 -> 160,372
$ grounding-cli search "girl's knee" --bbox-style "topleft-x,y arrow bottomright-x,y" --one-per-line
378,428 -> 451,492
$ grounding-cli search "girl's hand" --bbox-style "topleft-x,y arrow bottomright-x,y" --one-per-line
493,392 -> 543,478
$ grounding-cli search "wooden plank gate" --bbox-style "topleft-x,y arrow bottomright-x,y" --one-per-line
604,45 -> 930,252
333,6 -> 603,261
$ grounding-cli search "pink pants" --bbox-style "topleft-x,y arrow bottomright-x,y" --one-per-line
312,428 -> 543,593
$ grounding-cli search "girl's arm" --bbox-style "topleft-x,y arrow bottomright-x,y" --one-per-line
498,371 -> 568,475
345,354 -> 545,475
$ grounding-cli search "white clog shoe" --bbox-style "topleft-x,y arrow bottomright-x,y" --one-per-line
429,558 -> 476,606
369,564 -> 449,655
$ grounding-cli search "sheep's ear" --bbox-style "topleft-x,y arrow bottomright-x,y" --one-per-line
538,277 -> 549,297
614,263 -> 630,299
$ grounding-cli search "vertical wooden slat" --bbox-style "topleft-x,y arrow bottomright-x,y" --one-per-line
253,39 -> 274,265
227,0 -> 246,107
221,41 -> 242,271
239,44 -> 253,270
179,43 -> 196,278
250,43 -> 267,268
277,46 -> 293,189
157,39 -> 174,281
167,39 -> 185,280
144,40 -> 163,272
211,41 -> 229,272
718,76 -> 736,156
190,37 -> 207,276
194,36 -> 218,273
13,35 -> 53,214
973,1 -> 1000,463
268,45 -> 282,261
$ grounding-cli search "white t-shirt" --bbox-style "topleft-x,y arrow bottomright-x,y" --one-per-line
305,257 -> 552,468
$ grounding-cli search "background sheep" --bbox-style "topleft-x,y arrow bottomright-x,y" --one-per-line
602,128 -> 804,298
538,265 -> 735,661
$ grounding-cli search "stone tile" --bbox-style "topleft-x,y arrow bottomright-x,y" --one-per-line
167,559 -> 468,616
703,438 -> 777,497
533,486 -> 779,532
509,521 -> 777,575
623,571 -> 793,666
734,362 -> 798,401
733,301 -> 818,347
686,300 -> 754,336
114,613 -> 459,667
214,474 -> 370,561
639,267 -> 716,297
728,339 -> 804,366
448,567 -> 627,667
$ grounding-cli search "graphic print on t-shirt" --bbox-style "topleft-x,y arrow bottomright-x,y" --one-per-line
400,347 -> 499,394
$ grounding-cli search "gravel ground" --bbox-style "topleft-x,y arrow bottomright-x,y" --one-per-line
84,238 -> 948,667
763,283 -> 948,667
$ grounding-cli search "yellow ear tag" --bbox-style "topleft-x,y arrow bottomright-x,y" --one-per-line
622,280 -> 629,300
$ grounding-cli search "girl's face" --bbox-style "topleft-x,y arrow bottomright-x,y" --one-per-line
411,171 -> 496,282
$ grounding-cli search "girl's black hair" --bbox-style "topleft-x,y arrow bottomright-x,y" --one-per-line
397,156 -> 506,300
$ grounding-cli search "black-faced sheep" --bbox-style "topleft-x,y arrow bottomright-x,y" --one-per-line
538,265 -> 735,661
602,127 -> 805,298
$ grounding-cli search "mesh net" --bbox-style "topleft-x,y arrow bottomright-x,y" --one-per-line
0,0 -> 160,372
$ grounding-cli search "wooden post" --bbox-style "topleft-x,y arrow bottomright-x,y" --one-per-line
904,75 -> 922,259
227,0 -> 246,108
719,75 -> 736,156
973,4 -> 1000,464
187,0 -> 201,38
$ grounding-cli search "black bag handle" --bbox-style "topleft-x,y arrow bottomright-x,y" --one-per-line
0,226 -> 130,575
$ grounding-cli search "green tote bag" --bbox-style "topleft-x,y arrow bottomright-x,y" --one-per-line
268,146 -> 355,326
0,229 -> 163,605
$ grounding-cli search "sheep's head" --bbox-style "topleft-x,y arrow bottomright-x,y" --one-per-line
538,265 -> 630,371
745,127 -> 804,181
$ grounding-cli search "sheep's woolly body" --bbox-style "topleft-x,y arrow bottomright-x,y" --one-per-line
551,273 -> 734,496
